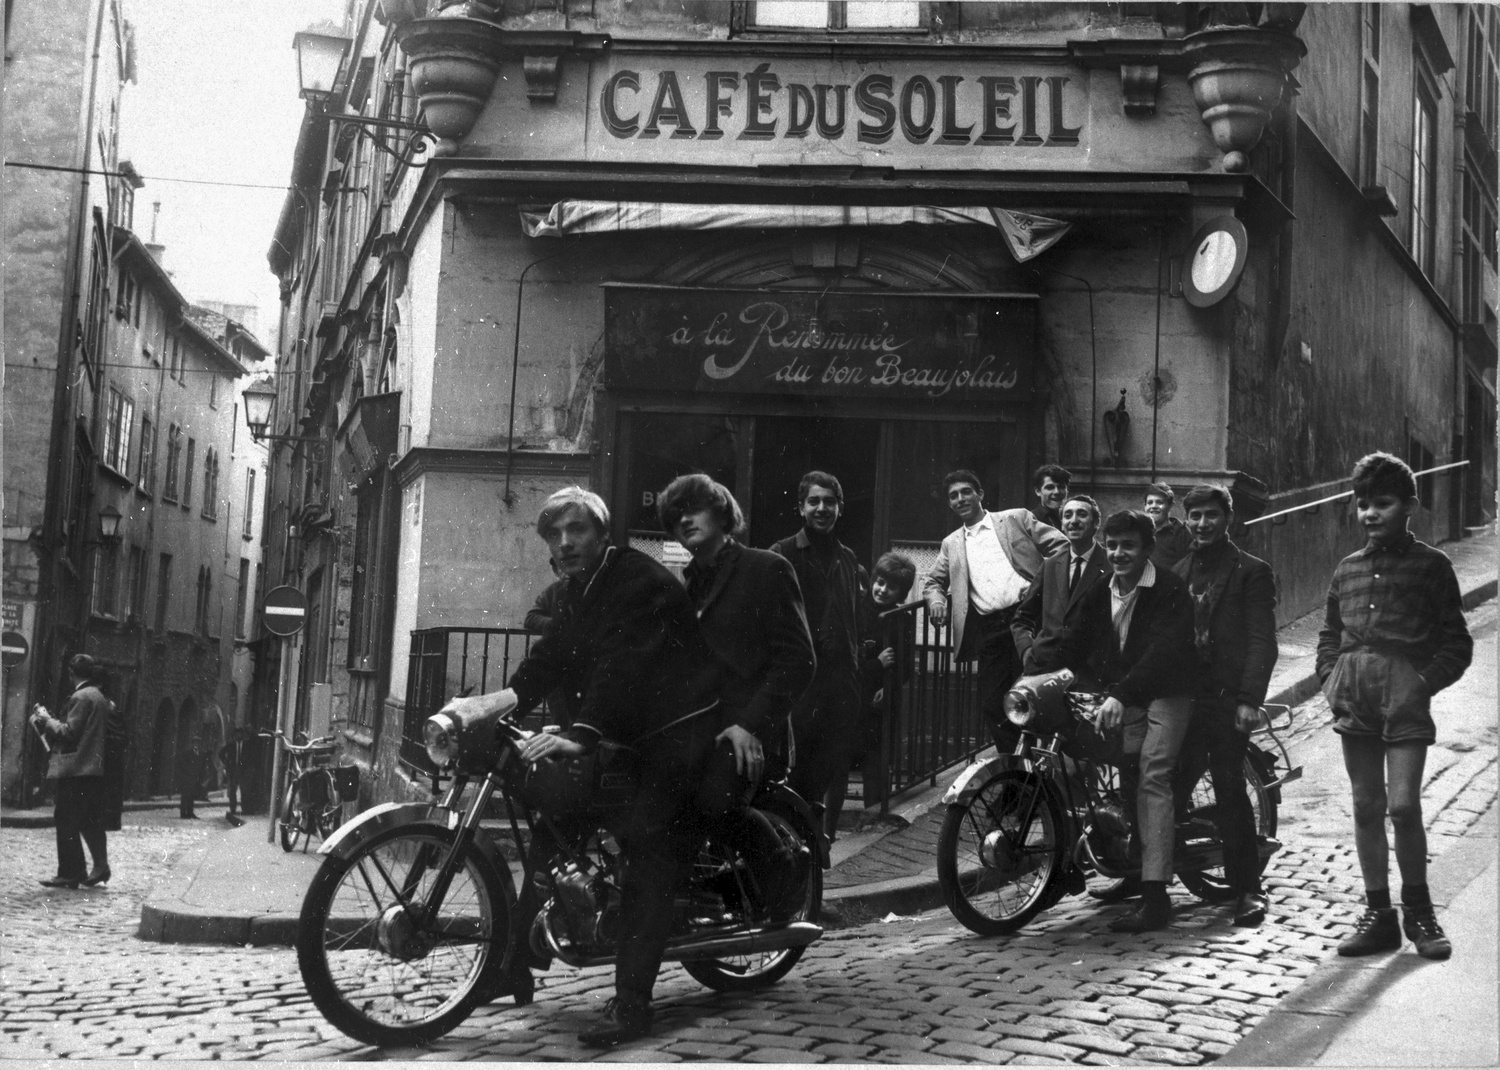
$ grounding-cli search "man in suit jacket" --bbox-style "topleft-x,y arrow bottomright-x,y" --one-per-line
1172,484 -> 1278,928
32,653 -> 115,888
1063,509 -> 1196,933
1012,493 -> 1109,676
1029,464 -> 1072,531
923,469 -> 1067,752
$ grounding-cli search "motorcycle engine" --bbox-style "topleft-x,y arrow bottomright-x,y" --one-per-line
1091,799 -> 1133,866
548,861 -> 622,949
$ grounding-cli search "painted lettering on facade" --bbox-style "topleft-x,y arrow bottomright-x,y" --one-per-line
597,62 -> 1084,150
605,286 -> 1036,400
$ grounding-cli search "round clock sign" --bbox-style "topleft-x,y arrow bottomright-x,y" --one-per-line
1182,216 -> 1249,308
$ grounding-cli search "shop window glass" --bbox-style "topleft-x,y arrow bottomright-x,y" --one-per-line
750,0 -> 920,29
624,413 -> 744,537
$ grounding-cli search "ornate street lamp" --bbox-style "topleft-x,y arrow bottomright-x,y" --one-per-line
242,380 -> 325,457
97,505 -> 122,543
293,29 -> 352,103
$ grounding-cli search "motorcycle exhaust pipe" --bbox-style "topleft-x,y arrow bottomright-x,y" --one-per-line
538,915 -> 822,969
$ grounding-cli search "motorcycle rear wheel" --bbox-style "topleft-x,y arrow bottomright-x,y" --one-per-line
938,770 -> 1065,936
297,823 -> 509,1047
682,809 -> 820,992
1177,754 -> 1277,902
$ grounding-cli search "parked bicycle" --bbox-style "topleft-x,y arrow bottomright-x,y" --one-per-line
936,669 -> 1300,934
265,731 -> 359,853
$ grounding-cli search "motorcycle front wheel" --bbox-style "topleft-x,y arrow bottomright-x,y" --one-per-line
937,769 -> 1065,936
296,823 -> 509,1047
682,809 -> 821,992
1177,754 -> 1277,902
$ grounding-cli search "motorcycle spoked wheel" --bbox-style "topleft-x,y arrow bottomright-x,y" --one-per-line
296,823 -> 510,1047
1177,754 -> 1277,902
937,769 -> 1066,936
681,809 -> 821,992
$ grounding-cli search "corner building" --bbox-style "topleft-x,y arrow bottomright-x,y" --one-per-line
266,1 -> 1494,802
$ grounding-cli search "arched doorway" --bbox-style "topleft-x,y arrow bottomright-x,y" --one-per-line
150,698 -> 176,796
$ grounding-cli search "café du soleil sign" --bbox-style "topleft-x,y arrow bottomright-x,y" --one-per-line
605,285 -> 1036,401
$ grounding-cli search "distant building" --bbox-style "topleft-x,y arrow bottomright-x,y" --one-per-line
263,2 -> 1496,805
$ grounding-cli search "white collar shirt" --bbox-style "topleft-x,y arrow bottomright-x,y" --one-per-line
962,513 -> 1027,614
1109,560 -> 1157,649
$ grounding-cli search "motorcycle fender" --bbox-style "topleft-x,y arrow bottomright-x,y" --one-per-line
755,781 -> 817,832
317,802 -> 459,859
943,755 -> 1034,806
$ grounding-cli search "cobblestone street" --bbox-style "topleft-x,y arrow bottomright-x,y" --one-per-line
0,602 -> 1491,1063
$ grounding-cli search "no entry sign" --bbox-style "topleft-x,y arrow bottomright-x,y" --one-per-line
1,631 -> 28,667
262,586 -> 308,638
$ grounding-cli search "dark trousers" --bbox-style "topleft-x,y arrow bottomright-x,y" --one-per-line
967,604 -> 1022,754
1175,697 -> 1261,894
786,661 -> 862,838
54,777 -> 107,880
611,711 -> 718,1007
179,749 -> 202,818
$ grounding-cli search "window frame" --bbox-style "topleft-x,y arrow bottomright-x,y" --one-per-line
1359,3 -> 1382,189
1409,57 -> 1440,277
182,437 -> 196,509
162,423 -> 182,502
103,385 -> 134,474
243,468 -> 257,539
736,0 -> 928,34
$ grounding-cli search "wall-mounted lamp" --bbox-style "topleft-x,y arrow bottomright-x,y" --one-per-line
97,505 -> 123,544
294,28 -> 430,141
243,381 -> 327,459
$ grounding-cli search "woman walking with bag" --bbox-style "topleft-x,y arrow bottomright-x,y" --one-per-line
31,654 -> 116,888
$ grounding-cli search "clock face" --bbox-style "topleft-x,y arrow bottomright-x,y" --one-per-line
1191,231 -> 1239,292
1182,216 -> 1249,308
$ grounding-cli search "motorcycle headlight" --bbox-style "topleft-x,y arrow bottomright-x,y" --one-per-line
423,712 -> 462,768
1003,688 -> 1036,727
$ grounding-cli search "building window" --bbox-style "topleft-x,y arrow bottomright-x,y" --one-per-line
201,448 -> 219,519
91,543 -> 120,617
122,545 -> 145,622
195,566 -> 213,636
103,386 -> 134,473
209,372 -> 218,409
1410,64 -> 1439,276
747,0 -> 921,28
1359,3 -> 1381,189
183,438 -> 195,509
243,468 -> 256,538
168,333 -> 180,379
154,553 -> 172,632
1468,6 -> 1499,146
235,558 -> 250,640
163,424 -> 182,501
1460,161 -> 1498,323
137,415 -> 156,494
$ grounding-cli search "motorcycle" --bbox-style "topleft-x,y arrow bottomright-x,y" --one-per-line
936,669 -> 1301,935
295,697 -> 823,1047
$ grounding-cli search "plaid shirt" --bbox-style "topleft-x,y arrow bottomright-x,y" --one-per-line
1316,533 -> 1473,695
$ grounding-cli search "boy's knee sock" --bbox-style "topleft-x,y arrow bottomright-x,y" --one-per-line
1400,883 -> 1432,910
1366,887 -> 1392,910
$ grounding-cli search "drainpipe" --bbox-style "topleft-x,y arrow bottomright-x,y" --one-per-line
1150,226 -> 1164,481
502,240 -> 579,507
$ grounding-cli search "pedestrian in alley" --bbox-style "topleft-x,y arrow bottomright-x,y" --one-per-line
1171,483 -> 1278,928
1011,492 -> 1109,678
771,470 -> 869,858
852,551 -> 917,811
1143,482 -> 1193,570
1029,464 -> 1072,530
1319,451 -> 1473,960
30,654 -> 117,888
923,469 -> 1066,754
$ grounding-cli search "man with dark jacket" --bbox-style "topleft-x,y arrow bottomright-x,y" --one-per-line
1064,510 -> 1196,933
771,470 -> 868,853
1172,484 -> 1278,928
445,487 -> 720,1047
32,654 -> 116,888
1012,493 -> 1109,676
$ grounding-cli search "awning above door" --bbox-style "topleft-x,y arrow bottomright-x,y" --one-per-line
519,201 -> 1072,262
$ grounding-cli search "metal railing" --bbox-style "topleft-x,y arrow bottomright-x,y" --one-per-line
402,627 -> 543,774
860,601 -> 987,813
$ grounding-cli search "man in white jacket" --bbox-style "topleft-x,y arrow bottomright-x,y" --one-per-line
923,469 -> 1066,752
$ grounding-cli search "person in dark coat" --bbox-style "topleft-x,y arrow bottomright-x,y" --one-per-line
854,552 -> 917,808
442,486 -> 721,1047
1063,510 -> 1196,933
1171,483 -> 1278,928
31,654 -> 116,888
1012,493 -> 1110,676
1144,482 -> 1192,570
770,470 -> 869,853
1029,464 -> 1072,531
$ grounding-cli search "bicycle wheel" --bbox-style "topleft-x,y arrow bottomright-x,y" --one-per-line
682,809 -> 820,993
314,773 -> 344,842
278,776 -> 304,853
1178,755 -> 1276,902
937,770 -> 1064,936
296,823 -> 509,1047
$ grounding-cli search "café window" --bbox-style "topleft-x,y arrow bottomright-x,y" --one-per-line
745,1 -> 923,30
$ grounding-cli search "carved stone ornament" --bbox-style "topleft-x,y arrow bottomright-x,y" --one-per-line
523,52 -> 561,102
1183,26 -> 1305,172
393,17 -> 507,155
1121,64 -> 1160,117
374,0 -> 428,27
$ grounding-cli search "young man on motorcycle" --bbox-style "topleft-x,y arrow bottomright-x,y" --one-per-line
445,487 -> 723,1046
658,473 -> 816,919
1063,509 -> 1196,933
1171,484 -> 1278,928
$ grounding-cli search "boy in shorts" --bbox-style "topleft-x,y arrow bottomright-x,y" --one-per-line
1317,452 -> 1473,960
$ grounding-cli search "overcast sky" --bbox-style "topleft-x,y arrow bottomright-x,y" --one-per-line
119,0 -> 346,344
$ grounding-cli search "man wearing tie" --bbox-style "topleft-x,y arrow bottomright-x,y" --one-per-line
1012,493 -> 1110,677
923,470 -> 1067,753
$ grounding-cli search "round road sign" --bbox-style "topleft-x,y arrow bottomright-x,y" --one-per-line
262,585 -> 308,637
1,631 -> 29,667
